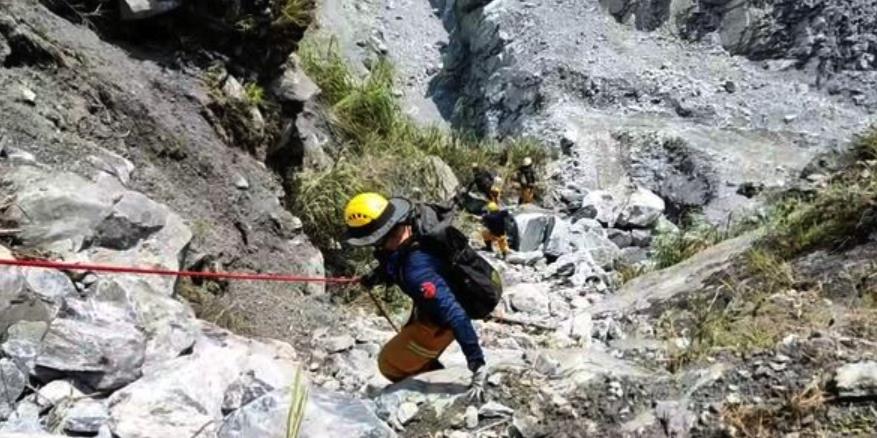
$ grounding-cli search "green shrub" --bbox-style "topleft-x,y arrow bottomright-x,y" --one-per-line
764,128 -> 877,256
276,0 -> 315,28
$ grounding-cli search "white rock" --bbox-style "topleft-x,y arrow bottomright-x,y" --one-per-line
29,380 -> 84,410
120,0 -> 181,20
396,402 -> 419,425
478,401 -> 514,418
465,405 -> 479,429
834,361 -> 877,398
616,187 -> 665,229
0,359 -> 27,419
324,334 -> 356,353
506,283 -> 551,317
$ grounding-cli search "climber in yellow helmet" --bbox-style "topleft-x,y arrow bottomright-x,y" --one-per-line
480,202 -> 510,259
516,157 -> 537,204
342,193 -> 489,402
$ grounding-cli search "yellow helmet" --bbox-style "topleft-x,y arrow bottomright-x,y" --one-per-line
343,193 -> 412,246
485,202 -> 500,213
522,157 -> 533,166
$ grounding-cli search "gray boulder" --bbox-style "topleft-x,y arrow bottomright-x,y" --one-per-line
0,400 -> 44,434
222,371 -> 274,414
506,283 -> 551,317
272,54 -> 320,104
513,212 -> 555,252
615,187 -> 666,229
92,192 -> 167,250
545,251 -> 610,291
424,156 -> 461,201
544,218 -> 620,268
108,324 -> 299,438
833,361 -> 877,399
120,0 -> 181,20
2,321 -> 48,373
219,387 -> 396,438
0,358 -> 27,420
56,399 -> 110,434
35,318 -> 146,391
581,190 -> 620,225
374,368 -> 470,422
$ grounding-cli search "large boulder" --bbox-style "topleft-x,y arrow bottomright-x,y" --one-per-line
107,324 -> 299,438
374,368 -> 471,424
545,251 -> 610,291
218,387 -> 396,438
271,54 -> 321,105
615,187 -> 666,229
512,211 -> 556,252
2,321 -> 49,373
35,317 -> 146,391
2,166 -> 192,299
544,218 -> 620,268
424,156 -> 461,201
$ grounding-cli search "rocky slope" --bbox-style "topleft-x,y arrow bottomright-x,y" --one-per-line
1,0 -> 876,437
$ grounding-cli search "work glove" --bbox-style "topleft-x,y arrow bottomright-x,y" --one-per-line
466,366 -> 488,403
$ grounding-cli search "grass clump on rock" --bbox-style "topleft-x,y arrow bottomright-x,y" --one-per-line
764,128 -> 877,257
291,37 -> 548,251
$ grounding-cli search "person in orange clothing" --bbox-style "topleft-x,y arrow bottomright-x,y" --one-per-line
481,202 -> 510,259
344,193 -> 488,401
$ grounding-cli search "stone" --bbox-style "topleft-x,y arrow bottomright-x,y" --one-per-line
272,54 -> 321,104
505,251 -> 544,266
60,399 -> 110,434
23,268 -> 76,308
109,325 -> 299,438
512,212 -> 555,252
465,405 -> 479,429
222,371 -> 275,414
511,414 -> 543,438
530,352 -> 561,377
2,321 -> 48,372
375,369 -> 470,421
581,190 -> 619,225
18,87 -> 36,105
324,334 -> 356,353
29,380 -> 84,410
396,402 -> 419,425
93,192 -> 167,250
619,247 -> 649,265
0,359 -> 27,420
654,400 -> 695,438
424,156 -> 461,201
479,401 -> 514,418
833,361 -> 877,398
506,283 -> 551,317
120,0 -> 181,20
0,400 -> 43,433
544,219 -> 620,268
557,312 -> 593,344
35,317 -> 146,391
218,386 -> 396,438
608,229 -> 633,248
630,229 -> 652,247
545,251 -> 609,290
616,187 -> 665,229
234,175 -> 250,190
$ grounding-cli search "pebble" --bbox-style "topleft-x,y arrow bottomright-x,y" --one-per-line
234,175 -> 249,190
479,401 -> 514,418
465,405 -> 479,429
397,402 -> 419,425
18,86 -> 36,104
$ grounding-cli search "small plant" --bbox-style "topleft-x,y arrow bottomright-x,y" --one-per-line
275,0 -> 315,28
244,83 -> 265,107
764,128 -> 877,256
285,366 -> 309,438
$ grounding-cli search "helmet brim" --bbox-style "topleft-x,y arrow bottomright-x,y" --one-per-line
343,197 -> 413,247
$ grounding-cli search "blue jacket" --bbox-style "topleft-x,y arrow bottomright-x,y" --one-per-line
383,248 -> 486,372
481,210 -> 510,236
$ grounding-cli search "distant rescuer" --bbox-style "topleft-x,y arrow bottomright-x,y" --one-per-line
343,193 -> 504,402
516,157 -> 537,204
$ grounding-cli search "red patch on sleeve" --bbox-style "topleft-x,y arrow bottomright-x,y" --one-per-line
420,281 -> 437,300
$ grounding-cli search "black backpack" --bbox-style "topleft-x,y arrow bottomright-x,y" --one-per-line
403,203 -> 503,320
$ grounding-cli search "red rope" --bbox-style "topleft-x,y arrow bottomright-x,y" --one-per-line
0,258 -> 358,284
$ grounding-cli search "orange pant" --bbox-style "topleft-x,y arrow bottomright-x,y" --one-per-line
482,230 -> 509,256
378,319 -> 455,382
519,186 -> 535,204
